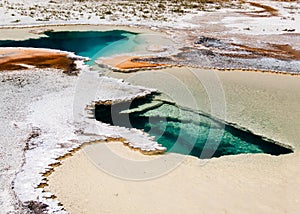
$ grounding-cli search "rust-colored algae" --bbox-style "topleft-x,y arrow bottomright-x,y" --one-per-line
41,169 -> 55,177
241,2 -> 279,17
115,57 -> 168,70
0,48 -> 77,74
230,43 -> 300,60
44,195 -> 57,200
48,162 -> 62,168
271,44 -> 300,60
99,55 -> 172,72
37,183 -> 49,189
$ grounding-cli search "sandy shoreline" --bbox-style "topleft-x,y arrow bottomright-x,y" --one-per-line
47,142 -> 300,214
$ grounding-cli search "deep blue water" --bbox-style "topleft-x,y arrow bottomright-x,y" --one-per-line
0,30 -> 139,64
95,95 -> 292,158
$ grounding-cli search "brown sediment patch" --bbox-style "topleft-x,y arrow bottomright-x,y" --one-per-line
37,183 -> 48,189
271,44 -> 300,60
0,48 -> 78,75
241,2 -> 279,17
99,55 -> 172,73
229,43 -> 300,60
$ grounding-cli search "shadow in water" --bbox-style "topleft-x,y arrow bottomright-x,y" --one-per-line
95,94 -> 293,159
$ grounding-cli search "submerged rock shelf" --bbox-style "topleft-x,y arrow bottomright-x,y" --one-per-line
95,93 -> 293,159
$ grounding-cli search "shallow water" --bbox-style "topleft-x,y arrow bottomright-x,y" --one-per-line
0,30 -> 140,64
0,30 -> 293,158
95,95 -> 292,158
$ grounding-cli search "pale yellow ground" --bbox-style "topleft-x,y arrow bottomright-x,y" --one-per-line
47,68 -> 300,213
47,142 -> 300,214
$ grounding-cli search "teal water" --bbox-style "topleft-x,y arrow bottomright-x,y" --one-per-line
0,30 -> 293,158
95,95 -> 292,158
0,30 -> 139,64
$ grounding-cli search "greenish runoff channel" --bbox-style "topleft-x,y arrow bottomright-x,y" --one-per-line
95,95 -> 293,159
0,30 -> 139,64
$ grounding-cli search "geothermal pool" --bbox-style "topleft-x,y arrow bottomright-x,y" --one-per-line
94,94 -> 292,158
0,30 -> 139,64
0,30 -> 293,158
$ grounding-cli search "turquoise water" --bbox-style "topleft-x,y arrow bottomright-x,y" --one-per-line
0,30 -> 139,64
0,30 -> 292,158
95,95 -> 292,158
